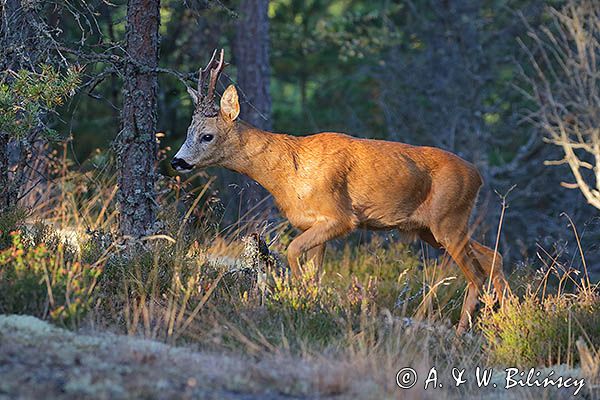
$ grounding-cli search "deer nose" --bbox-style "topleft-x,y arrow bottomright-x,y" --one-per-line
171,157 -> 194,171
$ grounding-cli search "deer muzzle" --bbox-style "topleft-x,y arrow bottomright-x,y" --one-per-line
171,157 -> 194,172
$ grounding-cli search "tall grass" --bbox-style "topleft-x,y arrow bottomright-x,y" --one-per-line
480,236 -> 600,367
0,146 -> 599,398
0,229 -> 101,328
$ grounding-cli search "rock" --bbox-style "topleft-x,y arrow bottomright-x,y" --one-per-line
0,315 -> 299,399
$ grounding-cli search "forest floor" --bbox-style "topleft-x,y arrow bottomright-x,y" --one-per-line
0,200 -> 598,399
0,314 -> 592,400
0,314 -> 309,400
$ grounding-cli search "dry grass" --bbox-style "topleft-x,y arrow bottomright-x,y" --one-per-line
1,149 -> 599,399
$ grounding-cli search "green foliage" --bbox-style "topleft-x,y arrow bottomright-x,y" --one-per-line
0,65 -> 80,139
480,289 -> 600,367
0,231 -> 100,328
265,266 -> 344,344
186,238 -> 461,352
314,6 -> 402,62
268,0 -> 399,135
324,238 -> 421,309
270,0 -> 399,72
95,238 -> 218,341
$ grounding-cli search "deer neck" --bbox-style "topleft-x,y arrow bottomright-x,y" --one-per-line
221,122 -> 298,195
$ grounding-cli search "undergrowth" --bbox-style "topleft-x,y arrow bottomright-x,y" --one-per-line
0,150 -> 599,398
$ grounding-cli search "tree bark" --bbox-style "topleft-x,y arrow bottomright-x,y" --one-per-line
234,0 -> 272,217
0,132 -> 10,212
0,0 -> 40,214
1,1 -> 18,213
234,0 -> 272,130
117,0 -> 160,237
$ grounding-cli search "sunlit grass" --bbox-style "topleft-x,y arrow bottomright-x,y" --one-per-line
1,150 -> 599,398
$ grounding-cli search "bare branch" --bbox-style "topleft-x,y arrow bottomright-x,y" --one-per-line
522,0 -> 600,210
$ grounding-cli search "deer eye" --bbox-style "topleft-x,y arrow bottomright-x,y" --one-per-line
201,134 -> 214,142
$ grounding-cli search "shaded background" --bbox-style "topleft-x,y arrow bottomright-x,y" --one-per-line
45,0 -> 598,271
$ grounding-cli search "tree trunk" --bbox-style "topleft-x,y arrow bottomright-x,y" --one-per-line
0,0 -> 39,214
117,0 -> 160,238
234,0 -> 271,130
0,132 -> 10,212
0,0 -> 7,212
234,0 -> 272,217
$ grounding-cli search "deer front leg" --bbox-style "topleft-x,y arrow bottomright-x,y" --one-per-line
287,220 -> 351,278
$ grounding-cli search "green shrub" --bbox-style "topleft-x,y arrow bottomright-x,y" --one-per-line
0,208 -> 28,249
0,65 -> 80,140
94,238 -> 222,342
0,231 -> 100,328
324,237 -> 465,321
266,265 -> 343,343
480,289 -> 600,367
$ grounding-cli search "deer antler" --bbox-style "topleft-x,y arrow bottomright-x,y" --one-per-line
198,49 -> 217,94
207,49 -> 227,101
197,49 -> 228,114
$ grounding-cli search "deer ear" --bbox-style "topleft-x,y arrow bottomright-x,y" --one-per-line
220,85 -> 240,122
187,86 -> 200,106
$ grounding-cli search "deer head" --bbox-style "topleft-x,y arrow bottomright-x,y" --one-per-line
171,49 -> 241,172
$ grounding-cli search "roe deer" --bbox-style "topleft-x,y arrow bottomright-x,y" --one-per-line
172,49 -> 508,333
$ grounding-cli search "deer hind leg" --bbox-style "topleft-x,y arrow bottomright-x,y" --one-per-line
418,228 -> 442,249
421,230 -> 509,304
431,218 -> 487,334
447,239 -> 487,334
287,220 -> 351,278
470,240 -> 509,303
